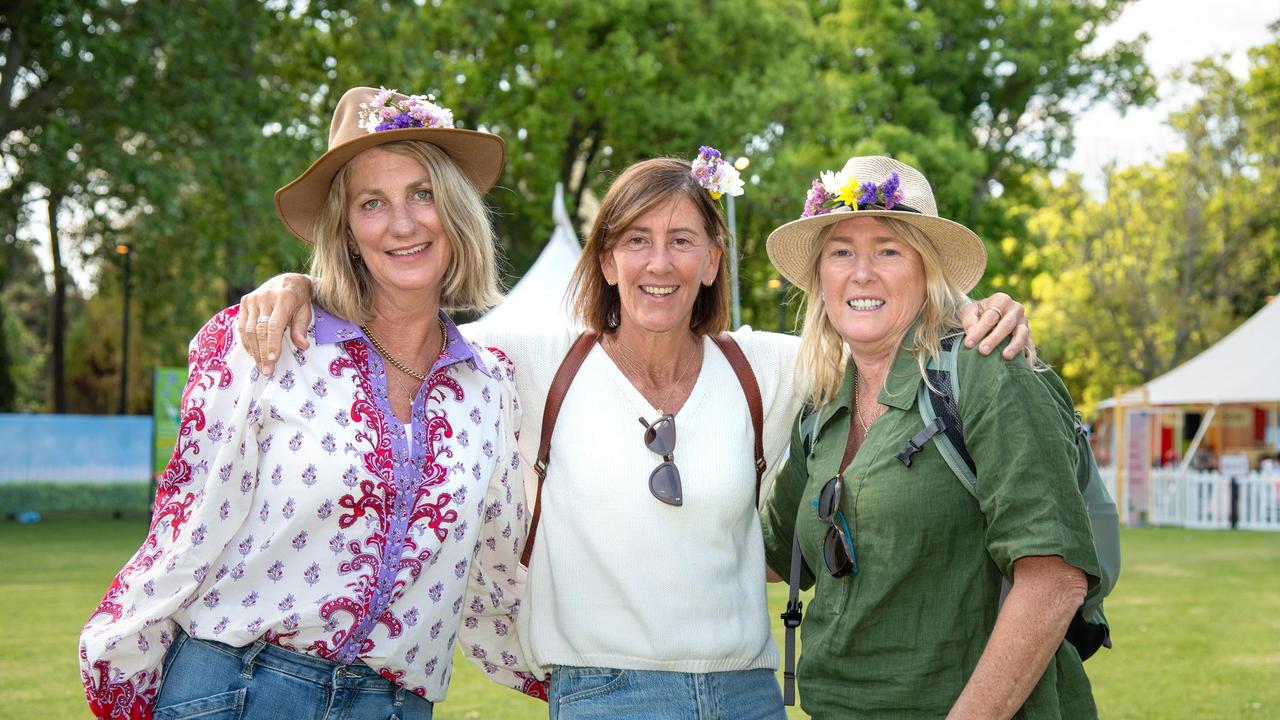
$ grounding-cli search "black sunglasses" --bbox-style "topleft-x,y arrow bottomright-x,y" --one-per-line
816,475 -> 858,577
639,414 -> 682,506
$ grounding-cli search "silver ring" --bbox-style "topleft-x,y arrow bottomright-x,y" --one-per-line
987,306 -> 1003,319
256,315 -> 271,324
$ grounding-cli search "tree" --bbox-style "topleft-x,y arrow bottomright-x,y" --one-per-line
734,0 -> 1155,314
1027,50 -> 1279,409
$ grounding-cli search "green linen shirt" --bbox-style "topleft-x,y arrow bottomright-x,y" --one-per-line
760,336 -> 1102,720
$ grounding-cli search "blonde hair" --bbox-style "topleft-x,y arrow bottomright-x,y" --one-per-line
796,217 -> 970,406
571,157 -> 731,335
309,141 -> 503,323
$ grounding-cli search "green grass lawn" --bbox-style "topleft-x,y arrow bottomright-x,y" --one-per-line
1,522 -> 1275,719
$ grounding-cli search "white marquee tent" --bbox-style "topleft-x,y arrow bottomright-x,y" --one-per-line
480,183 -> 582,331
1099,297 -> 1280,529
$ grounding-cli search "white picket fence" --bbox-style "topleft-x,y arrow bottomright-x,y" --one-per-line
1145,469 -> 1280,530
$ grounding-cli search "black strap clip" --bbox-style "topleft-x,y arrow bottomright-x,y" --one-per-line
781,599 -> 803,629
895,418 -> 946,467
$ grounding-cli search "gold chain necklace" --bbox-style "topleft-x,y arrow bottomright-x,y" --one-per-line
854,369 -> 874,439
605,335 -> 700,416
361,317 -> 448,383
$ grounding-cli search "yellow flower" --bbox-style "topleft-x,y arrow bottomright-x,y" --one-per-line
836,177 -> 860,209
709,190 -> 723,200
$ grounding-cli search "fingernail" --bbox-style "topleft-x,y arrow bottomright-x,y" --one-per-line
965,339 -> 976,347
268,353 -> 276,361
981,344 -> 990,353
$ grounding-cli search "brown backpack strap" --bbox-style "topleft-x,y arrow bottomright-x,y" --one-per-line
521,330 -> 599,567
710,333 -> 766,506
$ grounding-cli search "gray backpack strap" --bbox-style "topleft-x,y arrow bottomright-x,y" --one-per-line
780,406 -> 819,706
781,529 -> 803,706
916,335 -> 977,497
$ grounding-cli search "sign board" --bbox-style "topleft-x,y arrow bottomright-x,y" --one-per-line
1219,453 -> 1249,476
1125,409 -> 1151,526
152,367 -> 189,476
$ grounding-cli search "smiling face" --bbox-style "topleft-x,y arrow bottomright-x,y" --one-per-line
818,216 -> 927,354
599,195 -> 722,337
345,147 -> 452,308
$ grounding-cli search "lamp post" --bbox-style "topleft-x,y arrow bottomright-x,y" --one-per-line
726,155 -> 750,329
116,243 -> 132,414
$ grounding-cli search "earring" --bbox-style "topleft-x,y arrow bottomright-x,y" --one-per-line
703,278 -> 714,287
606,278 -> 618,287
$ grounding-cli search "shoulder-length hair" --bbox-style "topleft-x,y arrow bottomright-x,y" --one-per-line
796,217 -> 971,407
570,157 -> 731,336
309,140 -> 503,324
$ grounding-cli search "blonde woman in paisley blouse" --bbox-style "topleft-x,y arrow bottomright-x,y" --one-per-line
78,87 -> 536,720
238,152 -> 1032,718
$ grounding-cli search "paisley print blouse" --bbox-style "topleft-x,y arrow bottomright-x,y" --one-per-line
79,305 -> 543,719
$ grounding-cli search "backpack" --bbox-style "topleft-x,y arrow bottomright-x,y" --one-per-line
909,334 -> 1119,660
784,335 -> 1118,702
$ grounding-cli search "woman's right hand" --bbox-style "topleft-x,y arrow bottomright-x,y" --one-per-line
235,273 -> 315,373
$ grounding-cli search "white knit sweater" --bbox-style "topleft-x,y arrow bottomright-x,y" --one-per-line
464,323 -> 802,674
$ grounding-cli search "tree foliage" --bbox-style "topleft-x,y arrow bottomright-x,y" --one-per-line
27,0 -> 1272,415
1028,43 -> 1280,410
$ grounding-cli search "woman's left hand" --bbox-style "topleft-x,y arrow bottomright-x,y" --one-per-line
959,293 -> 1032,359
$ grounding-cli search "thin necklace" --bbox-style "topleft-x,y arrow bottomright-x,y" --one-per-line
854,369 -> 874,439
606,335 -> 699,416
362,317 -> 448,383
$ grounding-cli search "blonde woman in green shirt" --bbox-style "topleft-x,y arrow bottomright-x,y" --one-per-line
761,156 -> 1100,719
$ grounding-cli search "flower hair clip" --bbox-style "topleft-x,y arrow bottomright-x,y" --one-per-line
802,168 -> 904,218
690,146 -> 745,200
357,86 -> 455,133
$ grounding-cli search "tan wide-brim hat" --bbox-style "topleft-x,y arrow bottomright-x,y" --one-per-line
275,86 -> 506,243
766,156 -> 986,293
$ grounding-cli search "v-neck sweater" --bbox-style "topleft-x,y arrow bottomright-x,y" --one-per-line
465,323 -> 802,674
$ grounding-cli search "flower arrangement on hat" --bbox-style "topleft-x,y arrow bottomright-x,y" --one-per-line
690,146 -> 745,200
357,86 -> 455,132
802,167 -> 905,218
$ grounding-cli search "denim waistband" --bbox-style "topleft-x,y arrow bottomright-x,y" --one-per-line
173,628 -> 399,691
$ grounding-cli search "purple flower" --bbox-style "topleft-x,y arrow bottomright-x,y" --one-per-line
303,562 -> 321,586
881,172 -> 902,209
802,180 -> 832,218
858,181 -> 879,208
292,531 -> 308,551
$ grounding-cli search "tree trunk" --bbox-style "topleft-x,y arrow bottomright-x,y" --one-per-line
48,190 -> 67,413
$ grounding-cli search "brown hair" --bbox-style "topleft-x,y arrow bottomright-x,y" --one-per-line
310,140 -> 503,323
570,157 -> 731,335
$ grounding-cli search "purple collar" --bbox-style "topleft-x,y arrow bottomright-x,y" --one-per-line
311,305 -> 497,380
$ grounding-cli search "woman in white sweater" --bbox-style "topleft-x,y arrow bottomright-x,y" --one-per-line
237,152 -> 1028,718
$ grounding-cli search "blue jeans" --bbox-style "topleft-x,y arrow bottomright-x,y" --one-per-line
549,666 -> 785,720
153,629 -> 433,720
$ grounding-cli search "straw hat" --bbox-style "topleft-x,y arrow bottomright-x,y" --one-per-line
275,86 -> 505,243
766,156 -> 986,293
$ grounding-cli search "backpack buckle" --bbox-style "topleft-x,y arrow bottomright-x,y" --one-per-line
781,599 -> 803,628
896,418 -> 946,467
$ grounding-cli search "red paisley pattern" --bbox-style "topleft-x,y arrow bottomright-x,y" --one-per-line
81,308 -> 242,719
